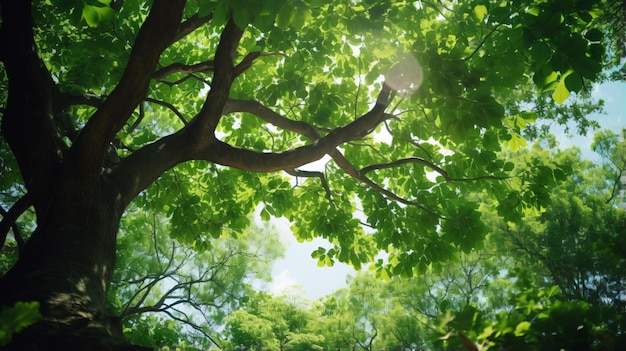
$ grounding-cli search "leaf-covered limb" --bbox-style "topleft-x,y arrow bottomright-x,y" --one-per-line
360,157 -> 508,183
328,150 -> 439,216
69,0 -> 186,184
361,157 -> 451,180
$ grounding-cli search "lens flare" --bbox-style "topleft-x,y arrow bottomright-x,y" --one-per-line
385,54 -> 423,95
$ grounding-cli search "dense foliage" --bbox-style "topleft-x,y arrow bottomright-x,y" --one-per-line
124,139 -> 626,351
0,0 -> 624,350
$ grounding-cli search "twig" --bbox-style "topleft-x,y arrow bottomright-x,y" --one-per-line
285,169 -> 332,200
145,97 -> 188,125
464,24 -> 502,61
153,60 -> 215,81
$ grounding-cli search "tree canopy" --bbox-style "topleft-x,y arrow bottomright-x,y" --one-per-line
0,0 -> 624,350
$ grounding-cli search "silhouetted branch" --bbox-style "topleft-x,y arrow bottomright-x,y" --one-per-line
285,169 -> 332,200
0,194 -> 32,254
154,60 -> 215,81
145,97 -> 188,125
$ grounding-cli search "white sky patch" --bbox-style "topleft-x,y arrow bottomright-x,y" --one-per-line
270,269 -> 301,296
297,154 -> 332,172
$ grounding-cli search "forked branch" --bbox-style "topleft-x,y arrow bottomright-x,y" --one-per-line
0,194 -> 32,253
69,0 -> 186,183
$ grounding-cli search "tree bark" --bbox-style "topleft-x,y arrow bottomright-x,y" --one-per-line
0,182 -> 148,350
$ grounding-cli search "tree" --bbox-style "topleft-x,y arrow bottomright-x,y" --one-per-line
0,0 -> 619,349
107,210 -> 284,349
222,292 -> 322,351
431,142 -> 626,350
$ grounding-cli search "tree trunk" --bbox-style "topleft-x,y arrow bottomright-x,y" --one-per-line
0,181 -> 149,350
0,1 -> 185,348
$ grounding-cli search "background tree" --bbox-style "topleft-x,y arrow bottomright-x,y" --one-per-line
107,210 -> 284,350
222,292 -> 322,351
434,140 -> 626,350
311,292 -> 355,351
0,0 -> 620,349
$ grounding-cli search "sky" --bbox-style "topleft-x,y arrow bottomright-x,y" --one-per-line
267,79 -> 626,302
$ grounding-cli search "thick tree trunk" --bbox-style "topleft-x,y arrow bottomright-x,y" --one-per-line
0,182 -> 149,350
0,1 -> 185,348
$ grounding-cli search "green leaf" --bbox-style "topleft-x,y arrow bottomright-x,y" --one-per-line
564,72 -> 583,93
0,302 -> 41,346
474,5 -> 488,22
82,4 -> 115,27
275,4 -> 296,30
552,76 -> 570,104
584,28 -> 602,42
514,321 -> 531,336
233,8 -> 253,29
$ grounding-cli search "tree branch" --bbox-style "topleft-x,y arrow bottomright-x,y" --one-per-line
154,60 -> 215,82
0,0 -> 66,208
200,84 -> 392,171
224,99 -> 321,140
144,97 -> 188,125
187,18 -> 244,141
110,52 -> 392,209
285,169 -> 332,200
171,12 -> 214,45
68,0 -> 186,186
0,194 -> 31,254
109,17 -> 244,206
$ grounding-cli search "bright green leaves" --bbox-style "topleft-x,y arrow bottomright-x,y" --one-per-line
204,0 -> 312,31
473,5 -> 488,22
552,74 -> 570,104
275,4 -> 296,30
436,94 -> 505,144
137,163 -> 294,251
520,1 -> 605,103
55,0 -> 117,27
82,0 -> 116,27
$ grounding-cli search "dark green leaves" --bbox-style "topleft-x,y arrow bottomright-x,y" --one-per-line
0,302 -> 41,346
441,202 -> 486,253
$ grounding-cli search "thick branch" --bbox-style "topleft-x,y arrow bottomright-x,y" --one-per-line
68,0 -> 186,185
224,99 -> 321,140
222,93 -> 440,211
187,18 -> 244,141
111,62 -> 390,209
201,85 -> 392,171
109,18 -> 244,205
0,1 -> 65,207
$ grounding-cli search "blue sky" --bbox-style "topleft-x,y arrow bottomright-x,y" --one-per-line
269,79 -> 626,301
